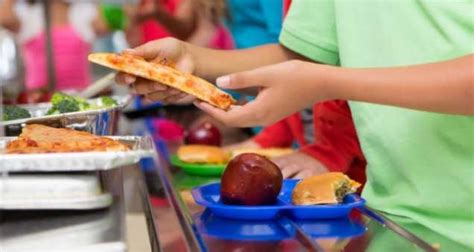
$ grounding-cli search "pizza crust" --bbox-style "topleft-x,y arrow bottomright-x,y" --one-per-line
88,53 -> 235,110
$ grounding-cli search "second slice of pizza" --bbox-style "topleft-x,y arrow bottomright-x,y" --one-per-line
88,53 -> 235,110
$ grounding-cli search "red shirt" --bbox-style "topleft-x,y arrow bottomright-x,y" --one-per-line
140,0 -> 179,43
254,101 -> 367,185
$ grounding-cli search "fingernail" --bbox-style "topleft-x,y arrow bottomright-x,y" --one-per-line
193,101 -> 202,107
125,75 -> 136,84
216,76 -> 230,88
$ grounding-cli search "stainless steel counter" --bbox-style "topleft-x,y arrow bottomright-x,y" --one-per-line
0,166 -> 157,252
0,202 -> 125,252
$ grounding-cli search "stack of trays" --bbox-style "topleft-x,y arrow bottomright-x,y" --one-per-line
0,95 -> 154,211
0,173 -> 112,210
191,180 -> 368,241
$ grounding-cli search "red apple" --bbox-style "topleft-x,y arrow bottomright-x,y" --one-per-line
185,122 -> 221,146
220,153 -> 283,206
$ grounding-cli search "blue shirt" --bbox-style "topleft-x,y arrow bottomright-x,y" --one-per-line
226,0 -> 283,49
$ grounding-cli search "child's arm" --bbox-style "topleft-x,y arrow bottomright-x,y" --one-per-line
271,152 -> 328,179
196,54 -> 474,127
0,0 -> 20,33
327,54 -> 474,116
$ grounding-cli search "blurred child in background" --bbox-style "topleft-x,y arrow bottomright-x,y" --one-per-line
0,0 -> 103,92
129,0 -> 233,50
225,0 -> 283,49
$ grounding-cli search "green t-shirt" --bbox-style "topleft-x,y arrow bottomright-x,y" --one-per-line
280,0 -> 474,250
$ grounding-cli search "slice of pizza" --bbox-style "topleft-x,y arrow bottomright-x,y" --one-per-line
88,53 -> 235,110
6,124 -> 129,154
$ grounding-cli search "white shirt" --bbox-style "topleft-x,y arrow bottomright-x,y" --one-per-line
14,1 -> 97,43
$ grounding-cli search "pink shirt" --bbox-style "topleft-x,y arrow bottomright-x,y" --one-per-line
22,25 -> 91,91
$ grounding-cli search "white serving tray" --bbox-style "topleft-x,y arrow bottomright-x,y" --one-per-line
0,136 -> 155,172
0,173 -> 112,210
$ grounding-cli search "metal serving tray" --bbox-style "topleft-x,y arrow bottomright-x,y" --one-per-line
0,136 -> 155,172
0,173 -> 112,210
0,95 -> 132,136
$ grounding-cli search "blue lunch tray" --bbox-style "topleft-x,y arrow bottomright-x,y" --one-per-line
192,179 -> 366,220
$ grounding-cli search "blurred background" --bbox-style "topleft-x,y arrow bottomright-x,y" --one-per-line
0,0 -> 283,139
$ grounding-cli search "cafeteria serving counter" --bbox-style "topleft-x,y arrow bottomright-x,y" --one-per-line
1,143 -> 462,252
0,166 -> 157,252
144,145 -> 448,252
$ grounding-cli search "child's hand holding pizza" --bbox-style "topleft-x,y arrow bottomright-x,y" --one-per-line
114,38 -> 196,104
89,38 -> 235,110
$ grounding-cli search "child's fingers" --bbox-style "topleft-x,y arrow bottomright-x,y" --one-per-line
216,67 -> 270,90
162,92 -> 188,103
115,72 -> 136,85
145,90 -> 173,102
293,169 -> 317,180
216,62 -> 287,90
124,41 -> 162,60
194,101 -> 262,128
132,80 -> 167,94
281,164 -> 299,179
271,156 -> 289,168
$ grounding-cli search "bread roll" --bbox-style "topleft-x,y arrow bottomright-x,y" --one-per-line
177,145 -> 229,164
292,172 -> 361,205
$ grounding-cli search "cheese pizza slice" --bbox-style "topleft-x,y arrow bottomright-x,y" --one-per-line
6,124 -> 129,154
88,53 -> 235,110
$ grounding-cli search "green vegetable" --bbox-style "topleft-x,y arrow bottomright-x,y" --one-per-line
100,96 -> 118,107
2,105 -> 31,121
56,99 -> 81,113
47,92 -> 91,115
45,93 -> 118,115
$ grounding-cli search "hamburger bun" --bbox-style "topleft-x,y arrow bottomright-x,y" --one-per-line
177,145 -> 229,164
292,172 -> 361,205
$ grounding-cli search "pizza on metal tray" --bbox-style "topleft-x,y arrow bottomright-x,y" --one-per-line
6,124 -> 129,154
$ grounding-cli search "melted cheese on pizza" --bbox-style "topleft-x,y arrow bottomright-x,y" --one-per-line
6,124 -> 129,154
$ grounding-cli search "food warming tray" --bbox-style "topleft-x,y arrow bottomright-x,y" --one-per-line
0,173 -> 112,210
0,136 -> 155,172
192,179 -> 366,220
0,95 -> 132,136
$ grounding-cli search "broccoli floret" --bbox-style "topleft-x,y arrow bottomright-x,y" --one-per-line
75,97 -> 91,111
100,96 -> 118,108
50,92 -> 68,105
56,99 -> 81,113
48,92 -> 91,114
2,105 -> 31,121
46,108 -> 59,115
